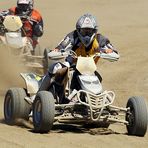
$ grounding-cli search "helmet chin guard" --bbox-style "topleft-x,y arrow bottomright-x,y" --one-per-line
78,33 -> 96,47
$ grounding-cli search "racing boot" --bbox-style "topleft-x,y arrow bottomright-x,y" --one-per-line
38,73 -> 52,91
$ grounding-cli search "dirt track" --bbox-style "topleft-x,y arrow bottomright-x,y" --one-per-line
0,0 -> 148,147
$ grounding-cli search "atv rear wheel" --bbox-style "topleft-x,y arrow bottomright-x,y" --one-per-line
33,91 -> 55,133
126,96 -> 148,136
4,88 -> 31,125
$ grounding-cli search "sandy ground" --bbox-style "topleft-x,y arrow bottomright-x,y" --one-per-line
0,0 -> 148,147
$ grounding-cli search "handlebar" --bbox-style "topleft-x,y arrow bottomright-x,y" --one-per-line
47,50 -> 69,60
47,49 -> 119,62
99,52 -> 120,61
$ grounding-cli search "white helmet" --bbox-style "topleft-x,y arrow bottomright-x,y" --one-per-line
17,0 -> 34,16
76,13 -> 98,47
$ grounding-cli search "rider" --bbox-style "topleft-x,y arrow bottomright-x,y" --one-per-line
39,13 -> 119,99
0,0 -> 43,52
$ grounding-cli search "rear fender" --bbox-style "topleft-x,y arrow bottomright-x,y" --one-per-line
20,73 -> 41,94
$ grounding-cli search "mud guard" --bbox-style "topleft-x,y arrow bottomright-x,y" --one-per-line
20,73 -> 41,94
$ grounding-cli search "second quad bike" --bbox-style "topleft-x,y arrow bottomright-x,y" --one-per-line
0,15 -> 44,75
3,50 -> 148,136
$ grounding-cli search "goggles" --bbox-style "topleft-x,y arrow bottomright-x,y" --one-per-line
79,28 -> 96,37
18,4 -> 29,12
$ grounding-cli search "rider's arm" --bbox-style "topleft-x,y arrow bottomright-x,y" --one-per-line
0,10 -> 10,16
97,34 -> 118,54
55,31 -> 75,51
0,10 -> 10,23
31,9 -> 44,37
97,34 -> 120,61
0,10 -> 10,35
33,19 -> 43,37
54,31 -> 76,66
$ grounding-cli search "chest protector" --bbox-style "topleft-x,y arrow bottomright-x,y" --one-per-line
75,37 -> 100,64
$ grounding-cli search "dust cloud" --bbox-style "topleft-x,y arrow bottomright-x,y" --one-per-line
0,44 -> 27,95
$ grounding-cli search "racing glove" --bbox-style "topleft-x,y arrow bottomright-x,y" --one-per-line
33,23 -> 43,37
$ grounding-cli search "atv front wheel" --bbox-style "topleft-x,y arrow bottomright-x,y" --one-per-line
33,91 -> 55,133
4,88 -> 31,125
126,96 -> 148,136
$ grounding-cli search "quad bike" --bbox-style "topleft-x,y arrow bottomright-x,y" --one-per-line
3,50 -> 148,136
0,15 -> 44,74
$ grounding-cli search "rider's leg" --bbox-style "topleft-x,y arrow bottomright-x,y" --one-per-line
39,63 -> 57,91
70,70 -> 81,90
38,73 -> 52,91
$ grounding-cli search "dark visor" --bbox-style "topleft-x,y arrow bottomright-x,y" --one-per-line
18,4 -> 29,12
79,28 -> 96,37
